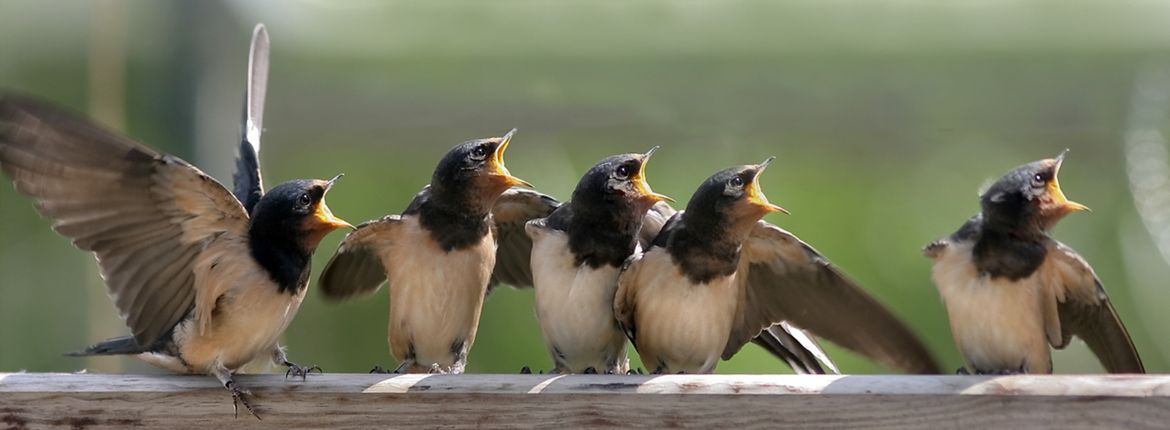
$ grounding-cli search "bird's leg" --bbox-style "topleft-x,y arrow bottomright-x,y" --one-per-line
583,367 -> 598,374
519,366 -> 532,374
955,367 -> 971,375
210,363 -> 260,420
271,344 -> 322,381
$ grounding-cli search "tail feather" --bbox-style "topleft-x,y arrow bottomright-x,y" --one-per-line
64,336 -> 146,357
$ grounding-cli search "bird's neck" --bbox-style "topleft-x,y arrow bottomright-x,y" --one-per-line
418,190 -> 493,252
248,224 -> 313,294
971,215 -> 1048,281
666,214 -> 743,284
565,199 -> 643,268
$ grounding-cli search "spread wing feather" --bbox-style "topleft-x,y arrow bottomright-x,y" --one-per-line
0,95 -> 249,347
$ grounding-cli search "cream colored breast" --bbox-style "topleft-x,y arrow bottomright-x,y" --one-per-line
530,229 -> 626,371
175,236 -> 306,372
631,249 -> 738,373
931,241 -> 1050,372
385,216 -> 494,368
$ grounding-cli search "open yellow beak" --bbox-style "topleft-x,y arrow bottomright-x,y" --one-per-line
1050,150 -> 1090,213
747,156 -> 789,214
491,128 -> 533,188
633,146 -> 674,203
316,174 -> 355,230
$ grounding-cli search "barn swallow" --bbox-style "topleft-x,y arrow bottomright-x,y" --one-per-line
925,151 -> 1144,374
0,25 -> 353,419
615,158 -> 940,374
318,129 -> 557,374
525,148 -> 674,374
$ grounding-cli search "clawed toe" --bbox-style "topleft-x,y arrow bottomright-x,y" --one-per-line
228,383 -> 260,420
520,366 -> 532,374
284,362 -> 323,380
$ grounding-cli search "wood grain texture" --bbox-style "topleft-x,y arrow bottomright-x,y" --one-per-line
1,373 -> 1168,429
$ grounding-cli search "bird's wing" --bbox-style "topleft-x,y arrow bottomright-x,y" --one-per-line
751,322 -> 839,375
727,221 -> 941,373
231,24 -> 269,214
1043,239 -> 1144,373
0,96 -> 250,347
489,188 -> 560,290
637,201 -> 677,249
318,215 -> 405,301
614,252 -> 645,343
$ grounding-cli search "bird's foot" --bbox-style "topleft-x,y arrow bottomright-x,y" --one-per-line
283,361 -> 323,381
370,365 -> 392,374
520,366 -> 532,374
583,367 -> 598,374
227,382 -> 260,420
428,363 -> 446,374
955,367 -> 971,375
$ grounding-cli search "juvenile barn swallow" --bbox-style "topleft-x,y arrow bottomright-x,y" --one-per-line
616,158 -> 940,374
525,148 -> 674,374
0,25 -> 353,418
318,130 -> 557,373
925,151 -> 1144,374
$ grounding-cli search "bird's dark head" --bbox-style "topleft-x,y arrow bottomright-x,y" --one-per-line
431,128 -> 531,210
572,146 -> 673,214
250,174 -> 354,252
684,157 -> 788,235
980,150 -> 1089,233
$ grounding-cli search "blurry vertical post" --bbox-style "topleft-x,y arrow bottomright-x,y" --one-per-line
85,0 -> 128,373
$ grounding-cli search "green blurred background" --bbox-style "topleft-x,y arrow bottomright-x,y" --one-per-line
3,0 -> 1170,374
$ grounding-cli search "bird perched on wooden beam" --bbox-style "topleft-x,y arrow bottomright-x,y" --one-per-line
925,151 -> 1144,374
317,129 -> 557,374
616,157 -> 940,374
0,24 -> 353,419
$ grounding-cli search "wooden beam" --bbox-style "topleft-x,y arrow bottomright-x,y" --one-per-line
1,373 -> 1168,428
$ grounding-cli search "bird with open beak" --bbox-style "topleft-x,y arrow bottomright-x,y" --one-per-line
0,24 -> 354,419
616,157 -> 940,374
925,151 -> 1144,374
318,129 -> 558,373
525,147 -> 674,374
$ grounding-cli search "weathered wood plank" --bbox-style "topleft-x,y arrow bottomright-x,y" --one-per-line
1,373 -> 1168,429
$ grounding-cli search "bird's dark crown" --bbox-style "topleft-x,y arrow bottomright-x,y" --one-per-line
558,152 -> 663,268
979,151 -> 1087,234
667,160 -> 782,283
418,131 -> 528,251
249,177 -> 348,293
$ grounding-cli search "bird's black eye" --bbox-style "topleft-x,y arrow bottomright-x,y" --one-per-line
730,176 -> 745,187
615,164 -> 631,180
472,145 -> 489,159
298,193 -> 312,207
1031,173 -> 1046,188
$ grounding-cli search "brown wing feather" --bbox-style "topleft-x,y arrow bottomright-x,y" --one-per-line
489,188 -> 559,289
1044,240 -> 1144,373
726,221 -> 941,374
318,215 -> 403,301
0,96 -> 249,347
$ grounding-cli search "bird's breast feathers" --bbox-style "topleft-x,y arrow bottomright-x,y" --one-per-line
174,235 -> 306,372
530,228 -> 626,370
386,216 -> 495,367
625,248 -> 738,373
930,240 -> 1054,373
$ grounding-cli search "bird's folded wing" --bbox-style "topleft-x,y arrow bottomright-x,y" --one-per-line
614,253 -> 645,343
231,23 -> 269,215
1043,239 -> 1144,373
489,188 -> 559,289
637,201 -> 677,249
727,221 -> 941,374
0,96 -> 250,347
318,215 -> 404,301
